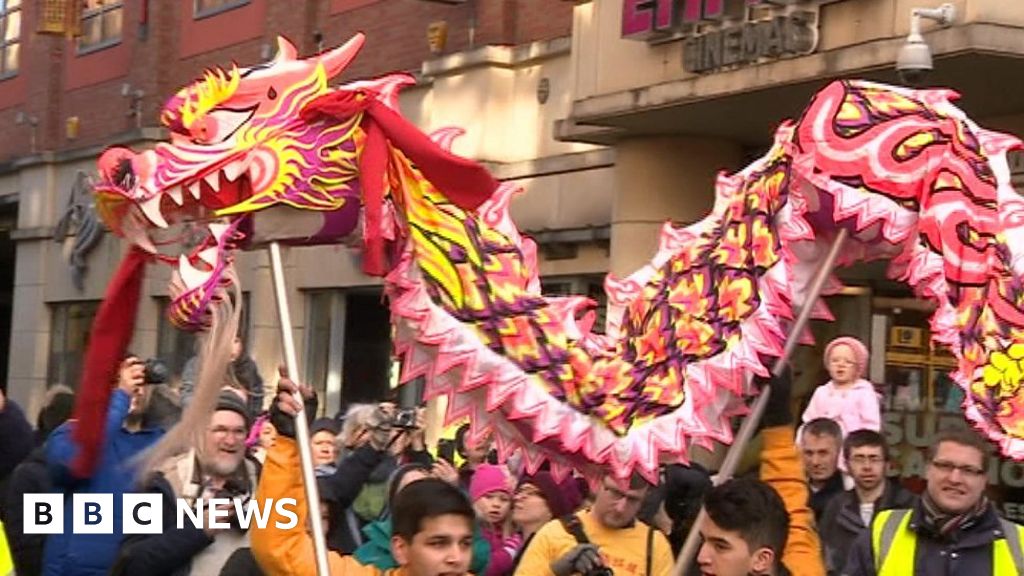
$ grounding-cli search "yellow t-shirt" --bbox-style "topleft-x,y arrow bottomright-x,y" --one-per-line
514,511 -> 673,576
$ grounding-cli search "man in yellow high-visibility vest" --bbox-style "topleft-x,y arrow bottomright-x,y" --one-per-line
843,428 -> 1024,575
0,520 -> 14,576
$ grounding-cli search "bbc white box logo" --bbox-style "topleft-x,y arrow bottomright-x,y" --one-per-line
123,493 -> 163,534
73,493 -> 113,534
23,494 -> 63,534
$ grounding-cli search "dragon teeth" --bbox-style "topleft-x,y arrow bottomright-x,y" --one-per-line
208,222 -> 229,242
197,247 -> 218,266
223,157 -> 250,182
188,181 -> 201,199
178,255 -> 212,290
204,171 -> 221,192
169,186 -> 185,206
139,196 -> 168,229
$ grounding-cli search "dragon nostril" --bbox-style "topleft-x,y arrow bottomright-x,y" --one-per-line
113,158 -> 136,189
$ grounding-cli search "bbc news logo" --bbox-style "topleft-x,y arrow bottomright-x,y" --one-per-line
23,494 -> 299,534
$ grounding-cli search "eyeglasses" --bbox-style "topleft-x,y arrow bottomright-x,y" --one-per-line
516,486 -> 543,499
602,484 -> 644,505
930,460 -> 985,478
210,426 -> 248,439
850,455 -> 884,465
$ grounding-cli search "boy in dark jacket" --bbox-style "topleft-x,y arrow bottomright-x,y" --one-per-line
819,429 -> 916,575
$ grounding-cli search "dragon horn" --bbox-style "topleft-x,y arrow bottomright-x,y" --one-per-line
315,33 -> 365,79
273,36 -> 298,62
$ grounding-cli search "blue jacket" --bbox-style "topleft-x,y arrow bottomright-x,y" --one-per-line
42,389 -> 163,576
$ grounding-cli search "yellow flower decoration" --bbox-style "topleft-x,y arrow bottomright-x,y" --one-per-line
982,343 -> 1024,397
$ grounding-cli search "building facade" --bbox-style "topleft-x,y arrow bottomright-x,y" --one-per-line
557,0 -> 1024,516
5,0 -> 1024,515
1,0 -> 606,419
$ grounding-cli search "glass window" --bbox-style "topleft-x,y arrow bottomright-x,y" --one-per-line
154,302 -> 197,381
305,290 -> 334,405
305,289 -> 391,415
0,0 -> 21,77
48,300 -> 101,390
541,275 -> 608,334
154,293 -> 250,381
78,0 -> 122,54
194,0 -> 249,19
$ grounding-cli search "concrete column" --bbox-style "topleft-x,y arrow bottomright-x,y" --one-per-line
7,239 -> 53,417
248,248 -> 302,414
609,135 -> 742,470
609,136 -> 743,277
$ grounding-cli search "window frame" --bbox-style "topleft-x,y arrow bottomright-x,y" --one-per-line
154,292 -> 252,381
77,0 -> 124,55
47,300 -> 102,390
193,0 -> 250,20
541,275 -> 608,334
0,0 -> 22,80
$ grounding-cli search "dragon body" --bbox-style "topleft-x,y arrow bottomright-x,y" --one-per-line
89,35 -> 1024,479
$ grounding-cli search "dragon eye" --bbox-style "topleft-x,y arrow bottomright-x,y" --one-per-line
191,108 -> 254,144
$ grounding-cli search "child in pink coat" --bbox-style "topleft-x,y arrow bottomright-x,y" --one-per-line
801,336 -> 881,437
469,464 -> 522,576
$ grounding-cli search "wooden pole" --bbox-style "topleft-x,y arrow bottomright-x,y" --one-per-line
673,229 -> 848,575
268,242 -> 331,576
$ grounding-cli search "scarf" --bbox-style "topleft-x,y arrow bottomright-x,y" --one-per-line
921,490 -> 989,538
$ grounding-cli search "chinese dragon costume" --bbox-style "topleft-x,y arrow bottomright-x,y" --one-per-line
70,34 -> 1024,481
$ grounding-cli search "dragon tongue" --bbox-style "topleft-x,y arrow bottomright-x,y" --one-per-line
139,196 -> 169,228
178,254 -> 212,290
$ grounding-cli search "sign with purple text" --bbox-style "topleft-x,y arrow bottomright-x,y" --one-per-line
621,0 -> 842,74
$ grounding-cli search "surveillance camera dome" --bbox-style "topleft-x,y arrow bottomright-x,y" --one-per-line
896,35 -> 933,86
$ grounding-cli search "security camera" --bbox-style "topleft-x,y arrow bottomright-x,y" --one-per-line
896,3 -> 955,86
896,34 -> 932,86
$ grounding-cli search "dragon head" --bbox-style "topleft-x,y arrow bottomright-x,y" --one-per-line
94,35 -> 376,330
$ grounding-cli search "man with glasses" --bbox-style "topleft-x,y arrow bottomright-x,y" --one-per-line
843,428 -> 1024,575
112,389 -> 260,575
819,429 -> 915,575
514,473 -> 674,576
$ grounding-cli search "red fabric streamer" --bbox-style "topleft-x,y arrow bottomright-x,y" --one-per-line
302,91 -> 498,276
70,246 -> 150,478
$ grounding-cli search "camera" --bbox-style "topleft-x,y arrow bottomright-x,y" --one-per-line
142,358 -> 170,385
437,438 -> 457,463
895,36 -> 932,86
206,478 -> 251,531
586,568 -> 613,576
390,408 -> 418,430
895,3 -> 955,87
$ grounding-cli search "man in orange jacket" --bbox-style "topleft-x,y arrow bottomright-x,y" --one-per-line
251,376 -> 476,576
694,368 -> 825,576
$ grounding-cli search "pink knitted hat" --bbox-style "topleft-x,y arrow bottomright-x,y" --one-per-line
469,464 -> 511,502
824,336 -> 869,378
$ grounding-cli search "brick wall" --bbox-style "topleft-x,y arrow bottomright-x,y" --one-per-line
0,0 -> 575,162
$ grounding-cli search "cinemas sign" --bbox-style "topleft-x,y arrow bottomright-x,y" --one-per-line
621,0 -> 836,73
